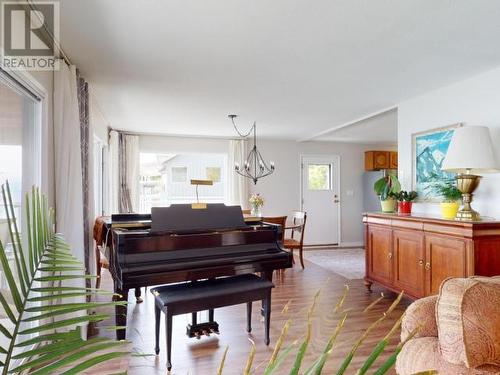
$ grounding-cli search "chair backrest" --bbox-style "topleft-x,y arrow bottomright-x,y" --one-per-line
262,216 -> 287,242
241,209 -> 251,215
291,211 -> 307,245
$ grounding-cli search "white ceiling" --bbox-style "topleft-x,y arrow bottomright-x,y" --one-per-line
59,0 -> 500,141
316,108 -> 397,145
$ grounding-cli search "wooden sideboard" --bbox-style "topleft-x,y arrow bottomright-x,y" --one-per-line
363,212 -> 500,299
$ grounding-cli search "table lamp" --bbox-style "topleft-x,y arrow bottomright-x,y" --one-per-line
442,126 -> 499,220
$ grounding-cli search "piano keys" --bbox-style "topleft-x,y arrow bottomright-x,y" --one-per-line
107,204 -> 292,340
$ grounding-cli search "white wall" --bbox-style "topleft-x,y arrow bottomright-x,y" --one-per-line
90,92 -> 110,144
248,140 -> 384,245
140,134 -> 231,154
398,66 -> 500,218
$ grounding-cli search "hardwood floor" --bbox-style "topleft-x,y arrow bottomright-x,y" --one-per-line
90,259 -> 409,374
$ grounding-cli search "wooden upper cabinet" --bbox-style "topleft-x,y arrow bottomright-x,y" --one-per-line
389,151 -> 398,169
365,151 -> 397,171
392,230 -> 425,298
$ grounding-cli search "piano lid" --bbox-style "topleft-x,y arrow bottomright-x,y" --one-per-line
151,204 -> 247,233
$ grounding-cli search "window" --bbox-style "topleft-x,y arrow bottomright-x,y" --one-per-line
308,164 -> 331,190
206,167 -> 221,183
0,72 -> 41,351
171,167 -> 187,183
139,153 -> 227,212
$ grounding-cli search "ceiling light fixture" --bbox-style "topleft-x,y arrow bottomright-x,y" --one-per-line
229,114 -> 275,185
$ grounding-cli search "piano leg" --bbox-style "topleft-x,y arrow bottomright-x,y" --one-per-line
135,287 -> 143,303
208,309 -> 214,322
114,286 -> 128,340
263,289 -> 271,346
261,271 -> 273,316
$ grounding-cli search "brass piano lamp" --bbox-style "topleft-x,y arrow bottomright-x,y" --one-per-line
190,179 -> 213,209
442,126 -> 499,221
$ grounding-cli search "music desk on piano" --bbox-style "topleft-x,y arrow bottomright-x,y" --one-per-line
106,204 -> 292,340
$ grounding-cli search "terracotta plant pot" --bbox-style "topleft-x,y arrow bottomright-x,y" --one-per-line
380,198 -> 396,213
440,201 -> 459,220
398,201 -> 412,214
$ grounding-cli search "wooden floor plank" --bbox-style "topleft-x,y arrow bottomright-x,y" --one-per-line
90,257 -> 408,374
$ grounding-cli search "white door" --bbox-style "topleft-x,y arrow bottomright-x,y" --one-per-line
301,156 -> 340,245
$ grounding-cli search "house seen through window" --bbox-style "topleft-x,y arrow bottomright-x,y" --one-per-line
139,152 -> 227,213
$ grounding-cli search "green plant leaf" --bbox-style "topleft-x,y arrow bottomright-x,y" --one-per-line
263,342 -> 296,375
58,351 -> 129,375
23,302 -> 127,322
15,330 -> 82,347
0,324 -> 13,339
11,340 -> 127,374
34,275 -> 96,282
28,291 -> 116,303
0,241 -> 23,313
18,314 -> 110,335
0,293 -> 16,325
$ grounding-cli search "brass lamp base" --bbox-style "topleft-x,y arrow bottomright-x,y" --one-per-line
455,174 -> 481,221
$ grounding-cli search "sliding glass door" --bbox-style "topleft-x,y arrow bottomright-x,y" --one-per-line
0,72 -> 41,350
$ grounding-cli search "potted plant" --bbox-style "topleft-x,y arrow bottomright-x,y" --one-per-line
395,190 -> 418,214
437,181 -> 462,219
374,175 -> 401,212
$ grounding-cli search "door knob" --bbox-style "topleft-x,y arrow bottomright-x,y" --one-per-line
334,199 -> 340,203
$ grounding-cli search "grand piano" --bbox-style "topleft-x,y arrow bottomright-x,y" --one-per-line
108,204 -> 292,340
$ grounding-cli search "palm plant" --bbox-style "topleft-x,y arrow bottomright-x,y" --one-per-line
0,182 -> 127,374
219,287 -> 423,374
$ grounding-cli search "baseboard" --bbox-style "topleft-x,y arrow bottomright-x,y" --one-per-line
339,241 -> 364,248
303,241 -> 364,250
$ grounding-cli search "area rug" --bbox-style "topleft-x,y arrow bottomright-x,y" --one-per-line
303,248 -> 365,280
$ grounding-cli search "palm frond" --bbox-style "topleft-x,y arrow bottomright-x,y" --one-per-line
0,182 -> 127,374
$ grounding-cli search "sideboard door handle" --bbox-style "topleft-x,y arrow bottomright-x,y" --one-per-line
418,259 -> 424,266
388,253 -> 393,259
425,262 -> 431,270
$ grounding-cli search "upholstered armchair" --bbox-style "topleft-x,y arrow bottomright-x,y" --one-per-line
396,276 -> 500,375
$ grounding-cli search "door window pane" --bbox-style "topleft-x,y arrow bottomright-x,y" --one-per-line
308,164 -> 331,190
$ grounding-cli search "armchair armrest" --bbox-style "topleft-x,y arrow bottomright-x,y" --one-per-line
401,295 -> 438,342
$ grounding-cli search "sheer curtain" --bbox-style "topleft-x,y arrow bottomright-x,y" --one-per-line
53,61 -> 87,333
108,130 -> 139,213
54,62 -> 85,265
228,139 -> 248,208
108,130 -> 119,213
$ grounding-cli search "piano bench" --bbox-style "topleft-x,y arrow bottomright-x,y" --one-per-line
151,274 -> 274,371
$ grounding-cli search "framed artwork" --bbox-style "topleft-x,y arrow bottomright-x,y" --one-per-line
412,123 -> 462,201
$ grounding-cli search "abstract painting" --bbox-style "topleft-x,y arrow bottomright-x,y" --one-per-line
412,124 -> 462,201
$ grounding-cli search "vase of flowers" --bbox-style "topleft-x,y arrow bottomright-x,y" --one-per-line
249,193 -> 264,217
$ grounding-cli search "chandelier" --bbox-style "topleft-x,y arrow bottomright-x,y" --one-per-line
229,114 -> 275,184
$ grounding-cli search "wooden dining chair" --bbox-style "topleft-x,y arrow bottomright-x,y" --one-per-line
262,216 -> 287,242
93,217 -> 110,290
242,209 -> 251,215
283,211 -> 307,269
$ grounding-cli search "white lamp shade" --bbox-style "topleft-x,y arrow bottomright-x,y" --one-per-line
442,126 -> 500,174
